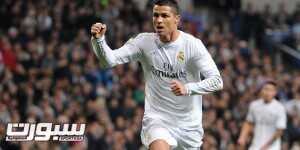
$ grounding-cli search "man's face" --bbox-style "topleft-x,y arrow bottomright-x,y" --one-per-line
260,84 -> 277,102
153,5 -> 180,37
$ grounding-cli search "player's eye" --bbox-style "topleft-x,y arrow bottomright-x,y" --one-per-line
153,13 -> 159,17
162,14 -> 169,18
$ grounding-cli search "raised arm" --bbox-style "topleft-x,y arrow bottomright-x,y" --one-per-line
184,39 -> 223,95
90,23 -> 143,68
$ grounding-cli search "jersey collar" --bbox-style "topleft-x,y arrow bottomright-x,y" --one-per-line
156,30 -> 183,48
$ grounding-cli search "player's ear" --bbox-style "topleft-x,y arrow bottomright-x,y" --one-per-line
175,14 -> 180,25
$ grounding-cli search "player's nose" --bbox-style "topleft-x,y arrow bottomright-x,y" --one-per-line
156,16 -> 163,23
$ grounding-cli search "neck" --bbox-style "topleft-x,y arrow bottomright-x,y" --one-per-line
262,98 -> 273,103
159,30 -> 180,43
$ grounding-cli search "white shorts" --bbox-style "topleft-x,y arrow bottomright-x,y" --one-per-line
141,116 -> 202,150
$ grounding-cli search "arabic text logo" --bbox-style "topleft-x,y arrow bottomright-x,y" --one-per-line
6,123 -> 86,141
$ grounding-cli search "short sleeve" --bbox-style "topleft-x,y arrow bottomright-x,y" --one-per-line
276,106 -> 287,129
246,103 -> 255,123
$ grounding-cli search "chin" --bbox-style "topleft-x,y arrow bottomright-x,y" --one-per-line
263,98 -> 273,102
157,31 -> 167,35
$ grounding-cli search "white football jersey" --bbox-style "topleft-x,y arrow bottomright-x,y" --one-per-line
91,31 -> 223,133
246,99 -> 287,150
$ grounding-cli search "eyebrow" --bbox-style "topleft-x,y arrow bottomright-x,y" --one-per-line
153,11 -> 171,15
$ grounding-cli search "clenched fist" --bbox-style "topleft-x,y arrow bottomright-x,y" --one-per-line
170,80 -> 187,96
91,23 -> 107,38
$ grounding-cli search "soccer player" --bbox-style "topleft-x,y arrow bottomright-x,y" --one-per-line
90,0 -> 223,149
238,79 -> 287,150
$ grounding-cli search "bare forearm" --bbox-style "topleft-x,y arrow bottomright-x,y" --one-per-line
240,122 -> 253,141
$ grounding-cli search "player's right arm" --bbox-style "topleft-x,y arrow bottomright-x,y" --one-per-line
238,102 -> 255,147
238,121 -> 253,147
90,23 -> 143,68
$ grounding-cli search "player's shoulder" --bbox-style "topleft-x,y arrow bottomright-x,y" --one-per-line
127,32 -> 156,45
180,31 -> 207,55
180,31 -> 200,43
250,99 -> 263,107
272,100 -> 286,109
136,32 -> 156,39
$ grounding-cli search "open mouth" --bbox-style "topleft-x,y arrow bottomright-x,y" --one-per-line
156,26 -> 164,33
157,26 -> 163,29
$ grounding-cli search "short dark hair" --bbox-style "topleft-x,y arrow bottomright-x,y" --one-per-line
256,79 -> 277,93
153,0 -> 180,14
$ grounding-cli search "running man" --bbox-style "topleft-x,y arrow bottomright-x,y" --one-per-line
90,0 -> 223,149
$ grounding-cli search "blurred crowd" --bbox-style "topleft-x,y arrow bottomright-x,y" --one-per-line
230,2 -> 300,66
0,0 -> 299,150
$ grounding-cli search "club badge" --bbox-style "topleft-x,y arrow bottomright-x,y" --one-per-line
177,51 -> 184,63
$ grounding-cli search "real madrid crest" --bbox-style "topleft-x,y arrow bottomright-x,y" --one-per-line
177,51 -> 184,63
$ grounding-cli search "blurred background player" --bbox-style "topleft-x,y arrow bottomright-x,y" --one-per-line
238,79 -> 287,150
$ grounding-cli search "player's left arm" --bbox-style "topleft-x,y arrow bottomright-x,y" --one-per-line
261,106 -> 287,150
184,39 -> 223,96
170,38 -> 223,96
260,129 -> 284,150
